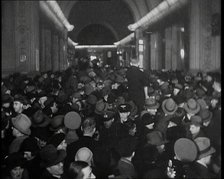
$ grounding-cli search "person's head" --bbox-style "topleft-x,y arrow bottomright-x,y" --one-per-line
75,147 -> 93,166
125,120 -> 137,136
11,114 -> 31,137
40,144 -> 66,177
81,117 -> 96,136
189,115 -> 202,135
195,137 -> 216,166
118,104 -> 131,123
5,152 -> 26,179
13,94 -> 26,113
102,111 -> 115,129
145,97 -> 160,115
68,161 -> 95,179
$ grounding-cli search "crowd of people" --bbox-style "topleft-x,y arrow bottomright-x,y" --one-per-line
1,57 -> 221,179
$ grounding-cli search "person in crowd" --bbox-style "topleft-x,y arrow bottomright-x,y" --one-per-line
185,137 -> 217,178
3,152 -> 30,179
9,114 -> 32,154
115,137 -> 137,179
39,144 -> 66,179
67,161 -> 95,179
64,117 -> 98,172
126,58 -> 149,113
188,115 -> 207,140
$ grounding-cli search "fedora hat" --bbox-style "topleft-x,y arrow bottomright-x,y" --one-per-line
162,98 -> 178,115
75,147 -> 93,165
199,109 -> 213,123
64,111 -> 81,130
12,114 -> 31,135
40,144 -> 66,167
146,130 -> 168,146
49,115 -> 64,131
194,137 -> 216,160
197,98 -> 208,110
32,109 -> 51,128
184,98 -> 200,115
145,97 -> 160,109
190,115 -> 202,127
174,138 -> 198,162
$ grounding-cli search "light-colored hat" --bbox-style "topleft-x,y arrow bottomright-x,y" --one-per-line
64,112 -> 81,130
194,137 -> 216,159
174,138 -> 198,162
75,147 -> 93,165
184,98 -> 200,114
162,98 -> 178,115
12,114 -> 31,135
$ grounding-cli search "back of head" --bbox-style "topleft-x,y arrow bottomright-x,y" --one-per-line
68,161 -> 89,179
82,117 -> 96,134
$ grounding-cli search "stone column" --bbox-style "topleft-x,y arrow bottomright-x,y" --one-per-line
14,1 -> 39,73
52,32 -> 59,71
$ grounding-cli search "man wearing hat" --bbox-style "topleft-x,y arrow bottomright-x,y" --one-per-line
98,111 -> 117,147
185,137 -> 217,178
64,117 -> 98,172
12,94 -> 27,116
188,115 -> 207,140
9,113 -> 32,154
39,144 -> 66,179
112,103 -> 132,141
126,58 -> 150,113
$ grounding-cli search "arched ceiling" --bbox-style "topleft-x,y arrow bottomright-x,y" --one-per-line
57,0 -> 162,43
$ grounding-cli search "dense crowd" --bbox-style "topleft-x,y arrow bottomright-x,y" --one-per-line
1,57 -> 221,179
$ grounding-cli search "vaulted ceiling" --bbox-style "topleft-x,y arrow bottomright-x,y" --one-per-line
57,0 -> 162,45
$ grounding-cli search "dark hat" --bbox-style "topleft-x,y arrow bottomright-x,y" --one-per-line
194,137 -> 216,159
2,94 -> 13,103
71,92 -> 82,100
174,138 -> 198,162
118,103 -> 131,113
162,98 -> 178,115
184,89 -> 194,100
141,112 -> 155,125
5,152 -> 26,170
174,107 -> 186,118
47,133 -> 65,148
32,109 -> 51,128
64,111 -> 81,130
184,98 -> 200,114
19,137 -> 39,154
37,91 -> 47,98
145,97 -> 160,109
195,87 -> 206,98
13,94 -> 26,104
146,130 -> 168,146
102,111 -> 115,122
56,90 -> 68,104
40,144 -> 66,167
86,94 -> 98,105
174,83 -> 183,90
190,115 -> 202,127
12,114 -> 31,135
49,115 -> 65,131
95,100 -> 108,115
199,109 -> 213,123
